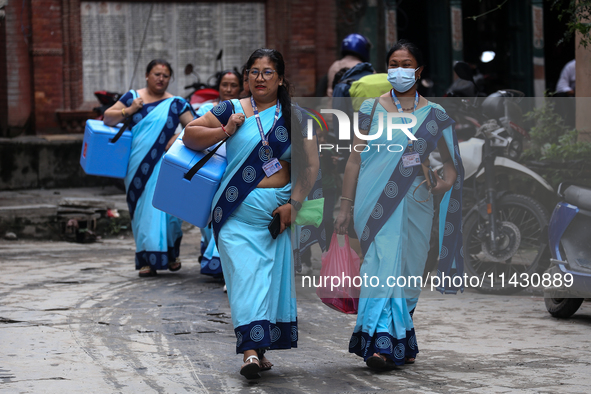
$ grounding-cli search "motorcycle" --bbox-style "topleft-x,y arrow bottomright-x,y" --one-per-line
425,62 -> 554,294
183,49 -> 224,110
92,91 -> 121,119
444,63 -> 528,160
544,184 -> 591,317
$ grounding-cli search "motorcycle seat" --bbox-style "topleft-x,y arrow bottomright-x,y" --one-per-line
564,185 -> 591,211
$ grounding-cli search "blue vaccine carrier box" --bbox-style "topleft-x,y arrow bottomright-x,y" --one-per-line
152,134 -> 227,228
80,119 -> 132,179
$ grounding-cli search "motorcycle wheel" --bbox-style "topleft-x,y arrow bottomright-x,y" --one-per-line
544,298 -> 584,318
463,194 -> 549,294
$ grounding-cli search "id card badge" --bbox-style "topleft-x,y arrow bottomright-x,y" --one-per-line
402,152 -> 421,168
263,158 -> 283,177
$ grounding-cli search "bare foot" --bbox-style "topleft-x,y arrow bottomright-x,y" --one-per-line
259,355 -> 273,371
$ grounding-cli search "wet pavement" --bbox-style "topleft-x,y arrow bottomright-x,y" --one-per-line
1,223 -> 591,393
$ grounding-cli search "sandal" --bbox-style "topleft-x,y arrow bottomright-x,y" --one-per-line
366,353 -> 397,371
405,357 -> 415,364
139,266 -> 157,277
240,355 -> 261,380
169,258 -> 181,272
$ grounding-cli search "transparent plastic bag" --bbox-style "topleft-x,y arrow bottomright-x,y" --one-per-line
316,233 -> 361,314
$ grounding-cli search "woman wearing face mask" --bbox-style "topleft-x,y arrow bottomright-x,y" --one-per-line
334,40 -> 465,370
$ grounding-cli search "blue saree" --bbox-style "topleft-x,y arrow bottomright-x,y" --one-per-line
195,102 -> 224,278
199,224 -> 223,277
348,99 -> 464,365
207,99 -> 296,354
119,90 -> 196,270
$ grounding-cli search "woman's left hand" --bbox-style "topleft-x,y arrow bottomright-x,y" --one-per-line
272,203 -> 294,235
430,173 -> 453,195
430,160 -> 457,195
165,134 -> 180,151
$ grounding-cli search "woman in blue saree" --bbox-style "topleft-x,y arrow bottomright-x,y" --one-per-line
335,40 -> 464,370
104,59 -> 196,277
196,69 -> 242,278
183,49 -> 319,380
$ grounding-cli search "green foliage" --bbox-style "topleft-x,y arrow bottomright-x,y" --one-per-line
553,0 -> 591,48
522,101 -> 591,188
108,218 -> 128,235
523,101 -> 591,162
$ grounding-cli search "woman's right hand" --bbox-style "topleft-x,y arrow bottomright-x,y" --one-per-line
224,113 -> 245,134
128,97 -> 144,115
334,209 -> 351,235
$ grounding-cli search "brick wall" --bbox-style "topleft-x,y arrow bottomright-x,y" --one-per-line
30,0 -> 65,133
266,0 -> 337,96
0,5 -> 6,136
2,0 -> 34,137
3,0 -> 338,135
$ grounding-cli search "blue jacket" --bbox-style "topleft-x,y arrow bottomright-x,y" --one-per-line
332,62 -> 375,98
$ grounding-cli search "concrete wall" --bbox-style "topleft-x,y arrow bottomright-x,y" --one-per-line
0,136 -> 123,190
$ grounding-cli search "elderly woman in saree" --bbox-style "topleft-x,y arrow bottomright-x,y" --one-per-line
183,48 -> 319,380
104,59 -> 196,277
334,40 -> 465,370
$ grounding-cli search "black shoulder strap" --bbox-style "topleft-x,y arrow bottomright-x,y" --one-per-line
183,137 -> 229,181
367,98 -> 379,130
110,117 -> 132,144
183,100 -> 236,181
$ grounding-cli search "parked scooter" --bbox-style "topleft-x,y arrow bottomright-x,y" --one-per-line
544,184 -> 591,317
425,62 -> 554,293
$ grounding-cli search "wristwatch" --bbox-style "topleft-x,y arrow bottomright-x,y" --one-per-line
287,198 -> 302,212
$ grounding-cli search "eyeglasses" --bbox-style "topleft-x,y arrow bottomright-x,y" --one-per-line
247,69 -> 277,80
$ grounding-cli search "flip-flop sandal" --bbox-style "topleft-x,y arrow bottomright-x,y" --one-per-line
405,357 -> 416,364
366,355 -> 397,371
240,355 -> 261,380
139,266 -> 157,277
169,259 -> 182,272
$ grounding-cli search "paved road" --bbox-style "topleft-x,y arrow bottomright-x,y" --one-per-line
1,227 -> 590,393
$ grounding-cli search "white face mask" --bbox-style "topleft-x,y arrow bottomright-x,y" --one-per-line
387,67 -> 420,92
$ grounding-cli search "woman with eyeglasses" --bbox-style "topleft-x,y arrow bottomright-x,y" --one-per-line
103,59 -> 196,277
334,40 -> 464,370
184,48 -> 319,380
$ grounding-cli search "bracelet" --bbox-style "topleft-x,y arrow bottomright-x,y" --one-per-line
340,196 -> 354,203
221,124 -> 231,138
121,108 -> 127,117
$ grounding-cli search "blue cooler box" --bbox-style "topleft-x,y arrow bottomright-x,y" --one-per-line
80,119 -> 132,179
152,136 -> 227,228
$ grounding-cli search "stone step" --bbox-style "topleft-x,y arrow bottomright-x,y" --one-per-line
0,187 -> 128,240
